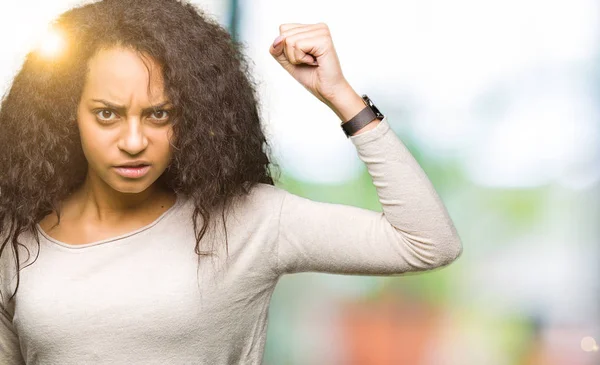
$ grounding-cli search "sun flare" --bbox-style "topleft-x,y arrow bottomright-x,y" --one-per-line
36,26 -> 66,59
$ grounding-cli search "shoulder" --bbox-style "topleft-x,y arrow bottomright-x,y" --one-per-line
225,183 -> 286,216
245,182 -> 286,202
173,183 -> 288,224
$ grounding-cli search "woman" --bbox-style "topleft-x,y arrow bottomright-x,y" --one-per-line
0,0 -> 462,363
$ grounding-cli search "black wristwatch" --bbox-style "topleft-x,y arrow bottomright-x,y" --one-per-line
341,94 -> 385,138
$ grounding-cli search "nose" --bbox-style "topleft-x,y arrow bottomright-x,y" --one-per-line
117,117 -> 148,155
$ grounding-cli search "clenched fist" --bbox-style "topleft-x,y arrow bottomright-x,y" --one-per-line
269,23 -> 367,123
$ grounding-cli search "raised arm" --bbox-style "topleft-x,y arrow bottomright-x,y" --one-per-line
268,22 -> 462,277
271,115 -> 462,276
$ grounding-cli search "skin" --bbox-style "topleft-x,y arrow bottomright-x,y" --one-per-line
39,47 -> 177,245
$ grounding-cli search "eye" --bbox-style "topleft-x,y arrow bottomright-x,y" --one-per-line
149,110 -> 170,123
95,109 -> 118,122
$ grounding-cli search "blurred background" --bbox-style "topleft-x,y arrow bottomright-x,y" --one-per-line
1,0 -> 598,364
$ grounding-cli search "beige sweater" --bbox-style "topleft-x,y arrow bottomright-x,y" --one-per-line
0,116 -> 462,364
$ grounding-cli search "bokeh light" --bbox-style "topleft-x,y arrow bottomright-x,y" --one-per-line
581,336 -> 598,352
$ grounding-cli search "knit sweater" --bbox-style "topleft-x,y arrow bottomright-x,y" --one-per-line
0,116 -> 462,364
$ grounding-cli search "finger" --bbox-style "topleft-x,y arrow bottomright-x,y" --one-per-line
271,24 -> 331,66
284,39 -> 318,66
279,23 -> 309,33
271,24 -> 327,58
283,27 -> 329,49
283,29 -> 326,64
284,38 -> 306,65
285,40 -> 317,65
271,27 -> 324,54
296,36 -> 328,64
270,34 -> 285,54
293,47 -> 316,65
269,36 -> 295,73
286,34 -> 330,64
281,23 -> 328,38
281,23 -> 329,38
283,40 -> 295,64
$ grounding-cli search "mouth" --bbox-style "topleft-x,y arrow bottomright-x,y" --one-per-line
116,163 -> 149,167
113,165 -> 151,179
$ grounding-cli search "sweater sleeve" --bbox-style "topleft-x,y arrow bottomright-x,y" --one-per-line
273,116 -> 463,276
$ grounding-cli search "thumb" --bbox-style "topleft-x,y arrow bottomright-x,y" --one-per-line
269,35 -> 293,71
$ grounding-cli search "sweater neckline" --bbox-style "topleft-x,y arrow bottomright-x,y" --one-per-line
35,194 -> 184,250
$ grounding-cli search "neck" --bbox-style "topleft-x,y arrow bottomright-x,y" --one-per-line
69,172 -> 174,223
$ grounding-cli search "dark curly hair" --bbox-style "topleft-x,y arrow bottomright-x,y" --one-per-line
0,0 -> 280,307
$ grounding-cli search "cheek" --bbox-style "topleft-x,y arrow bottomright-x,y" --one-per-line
156,128 -> 174,162
157,133 -> 174,166
77,119 -> 109,164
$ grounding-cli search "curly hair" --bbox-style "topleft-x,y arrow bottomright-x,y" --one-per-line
0,0 -> 280,306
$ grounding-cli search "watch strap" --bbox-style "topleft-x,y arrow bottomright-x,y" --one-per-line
341,105 -> 378,138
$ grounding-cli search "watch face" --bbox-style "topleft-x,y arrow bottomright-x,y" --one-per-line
361,95 -> 384,119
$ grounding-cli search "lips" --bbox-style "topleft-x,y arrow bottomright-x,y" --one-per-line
116,162 -> 150,167
114,165 -> 151,178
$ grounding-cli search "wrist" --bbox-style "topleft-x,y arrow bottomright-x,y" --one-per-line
338,93 -> 384,138
325,84 -> 366,123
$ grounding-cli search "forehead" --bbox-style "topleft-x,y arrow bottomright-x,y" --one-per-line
82,47 -> 166,102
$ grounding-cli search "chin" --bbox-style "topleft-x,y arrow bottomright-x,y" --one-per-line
107,177 -> 157,194
112,183 -> 152,194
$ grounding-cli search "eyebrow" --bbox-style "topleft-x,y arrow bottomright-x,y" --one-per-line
91,99 -> 172,114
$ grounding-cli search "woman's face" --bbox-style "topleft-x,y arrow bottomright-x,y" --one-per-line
76,47 -> 174,194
